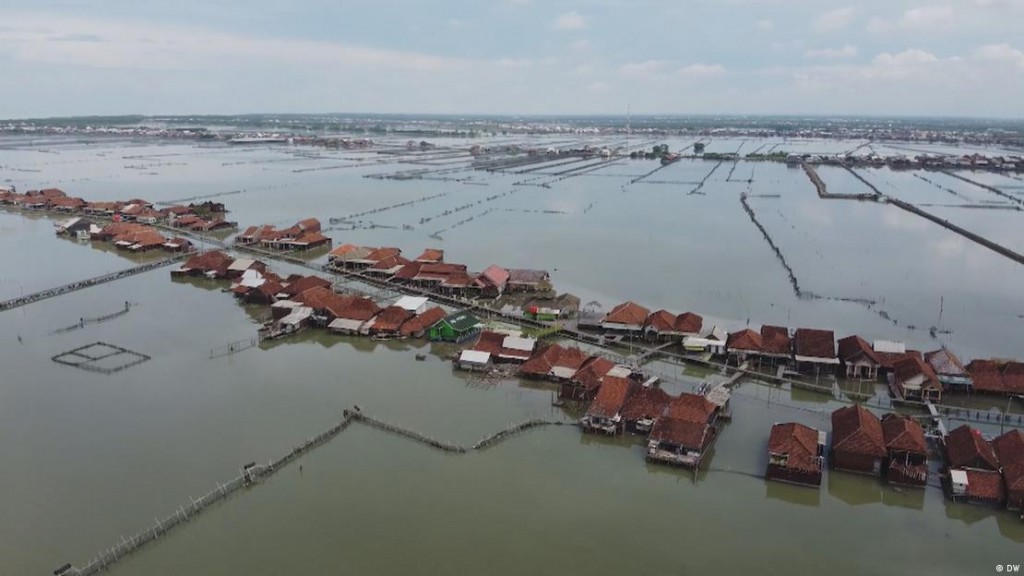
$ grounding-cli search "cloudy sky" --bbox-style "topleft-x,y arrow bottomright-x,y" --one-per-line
1,0 -> 1023,118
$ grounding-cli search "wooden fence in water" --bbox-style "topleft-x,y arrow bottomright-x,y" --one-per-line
59,409 -> 569,575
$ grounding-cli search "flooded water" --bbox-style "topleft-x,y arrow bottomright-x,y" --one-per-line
1,134 -> 1023,574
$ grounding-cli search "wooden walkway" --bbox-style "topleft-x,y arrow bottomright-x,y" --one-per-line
0,253 -> 188,313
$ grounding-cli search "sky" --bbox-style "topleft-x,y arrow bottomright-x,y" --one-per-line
1,0 -> 1023,118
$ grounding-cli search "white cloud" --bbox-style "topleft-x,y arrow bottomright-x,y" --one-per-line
872,48 -> 939,66
812,7 -> 857,33
756,19 -> 774,31
973,43 -> 1024,66
620,59 -> 672,77
677,63 -> 726,77
805,45 -> 858,59
868,5 -> 956,33
553,11 -> 587,30
901,5 -> 955,29
1,12 -> 467,73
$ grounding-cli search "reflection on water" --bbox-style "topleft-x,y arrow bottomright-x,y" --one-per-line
766,479 -> 822,507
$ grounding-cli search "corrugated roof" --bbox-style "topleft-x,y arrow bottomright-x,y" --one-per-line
924,348 -> 967,377
459,350 -> 492,364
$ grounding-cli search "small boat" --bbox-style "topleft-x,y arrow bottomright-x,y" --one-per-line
635,418 -> 655,434
415,353 -> 427,361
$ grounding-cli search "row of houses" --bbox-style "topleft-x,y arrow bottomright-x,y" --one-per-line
171,250 -> 467,341
236,219 -> 331,251
0,187 -> 235,231
463,331 -> 728,469
766,406 -> 927,489
56,218 -> 194,254
590,300 -> 1022,400
764,405 -> 1024,513
945,426 -> 1024,511
327,243 -> 551,298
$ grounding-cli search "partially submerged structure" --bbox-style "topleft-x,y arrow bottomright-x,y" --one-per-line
766,422 -> 826,487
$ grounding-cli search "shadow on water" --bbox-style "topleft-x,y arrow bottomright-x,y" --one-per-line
826,470 -> 928,510
765,479 -> 822,507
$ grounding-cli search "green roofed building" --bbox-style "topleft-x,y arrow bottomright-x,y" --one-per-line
429,312 -> 482,343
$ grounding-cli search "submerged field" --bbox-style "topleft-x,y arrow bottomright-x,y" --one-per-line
1,134 -> 1023,574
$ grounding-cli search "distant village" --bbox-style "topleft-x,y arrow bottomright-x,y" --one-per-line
2,184 -> 1023,520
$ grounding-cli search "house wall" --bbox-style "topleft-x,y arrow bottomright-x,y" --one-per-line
833,450 -> 883,476
1006,488 -> 1024,511
766,464 -> 822,487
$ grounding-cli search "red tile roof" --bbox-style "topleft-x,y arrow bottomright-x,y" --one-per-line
519,343 -> 565,377
415,248 -> 444,262
586,376 -> 632,419
364,247 -> 402,262
966,360 -> 1006,394
892,355 -> 941,392
553,347 -> 590,371
295,287 -> 356,319
650,417 -> 710,450
993,430 -> 1024,493
398,306 -> 446,337
371,255 -> 409,271
329,243 -> 372,259
645,310 -> 676,333
964,469 -> 1006,502
181,250 -> 233,273
1003,362 -> 1024,395
760,325 -> 791,355
441,271 -> 475,287
837,335 -> 881,365
293,231 -> 329,246
622,385 -> 674,422
768,422 -> 822,473
571,356 -> 616,391
393,262 -> 424,280
604,301 -> 650,326
370,306 -> 414,333
881,413 -> 927,456
673,312 -> 703,334
338,297 -> 383,322
297,218 -> 321,232
831,405 -> 887,458
477,265 -> 510,287
666,393 -> 717,423
946,425 -> 999,471
793,328 -> 835,359
726,328 -> 762,352
472,331 -> 507,356
280,275 -> 332,298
